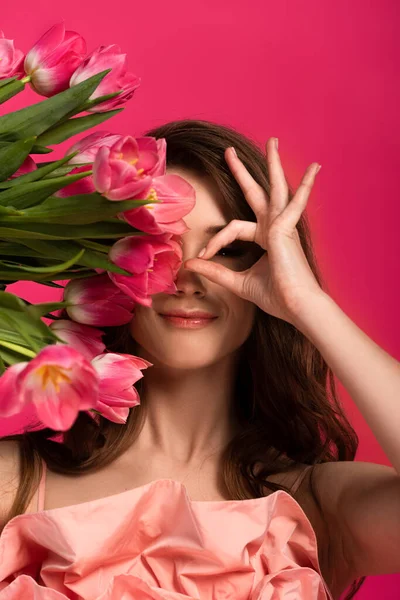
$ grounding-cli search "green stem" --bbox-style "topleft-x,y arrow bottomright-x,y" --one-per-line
0,339 -> 36,358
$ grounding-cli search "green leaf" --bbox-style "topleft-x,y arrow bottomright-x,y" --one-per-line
79,90 -> 122,111
0,69 -> 112,138
16,238 -> 132,275
0,206 -> 23,216
78,239 -> 110,253
36,109 -> 123,146
0,268 -> 92,282
0,136 -> 52,154
0,321 -> 55,344
48,91 -> 123,127
6,192 -> 153,224
0,240 -> 51,257
0,247 -> 85,273
0,137 -> 36,182
0,170 -> 92,209
0,290 -> 30,312
42,162 -> 92,179
26,300 -> 71,319
0,218 -> 134,240
0,309 -> 41,353
0,152 -> 79,189
0,79 -> 25,104
33,281 -> 65,289
0,342 -> 36,364
0,352 -> 5,374
0,311 -> 58,348
31,145 -> 53,154
0,77 -> 18,89
62,90 -> 123,118
0,291 -> 59,343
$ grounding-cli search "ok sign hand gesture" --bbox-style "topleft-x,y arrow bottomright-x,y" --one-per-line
185,138 -> 325,326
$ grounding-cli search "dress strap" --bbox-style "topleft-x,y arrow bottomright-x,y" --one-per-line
291,464 -> 313,495
37,458 -> 47,512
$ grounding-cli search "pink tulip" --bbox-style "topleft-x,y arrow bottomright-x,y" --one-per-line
120,173 -> 196,236
93,136 -> 166,201
57,132 -> 124,198
108,234 -> 183,307
0,31 -> 25,79
49,320 -> 106,361
10,155 -> 37,179
91,353 -> 152,423
70,44 -> 140,113
24,22 -> 86,97
0,362 -> 29,417
63,272 -> 136,326
67,131 -> 124,163
55,164 -> 95,198
0,345 -> 99,431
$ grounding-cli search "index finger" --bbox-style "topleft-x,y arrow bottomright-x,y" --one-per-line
224,146 -> 269,219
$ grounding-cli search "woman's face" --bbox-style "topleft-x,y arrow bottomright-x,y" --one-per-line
129,167 -> 257,369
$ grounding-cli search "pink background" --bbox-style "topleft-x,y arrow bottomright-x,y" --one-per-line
2,1 -> 400,597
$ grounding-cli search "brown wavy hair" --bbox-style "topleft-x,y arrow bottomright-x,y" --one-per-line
1,119 -> 365,598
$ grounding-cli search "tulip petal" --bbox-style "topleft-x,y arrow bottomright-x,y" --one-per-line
34,386 -> 81,431
24,22 -> 66,73
109,271 -> 152,306
67,132 -> 123,164
0,362 -> 28,417
24,23 -> 86,96
109,237 -> 154,273
105,178 -> 152,201
63,273 -> 135,327
30,54 -> 84,96
94,402 -> 130,424
93,146 -> 112,193
19,345 -> 99,431
50,320 -> 106,361
91,353 -> 149,391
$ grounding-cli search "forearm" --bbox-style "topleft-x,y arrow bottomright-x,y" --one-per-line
292,292 -> 400,475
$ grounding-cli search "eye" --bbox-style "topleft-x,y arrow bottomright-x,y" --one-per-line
216,245 -> 247,258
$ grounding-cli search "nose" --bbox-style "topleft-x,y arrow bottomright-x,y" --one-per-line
172,250 -> 207,297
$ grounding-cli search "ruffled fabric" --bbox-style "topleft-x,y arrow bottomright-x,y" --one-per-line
0,479 -> 333,599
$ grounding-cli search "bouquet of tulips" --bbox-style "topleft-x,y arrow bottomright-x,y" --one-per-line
0,23 -> 195,433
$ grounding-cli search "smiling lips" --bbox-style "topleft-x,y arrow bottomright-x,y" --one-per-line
159,310 -> 218,329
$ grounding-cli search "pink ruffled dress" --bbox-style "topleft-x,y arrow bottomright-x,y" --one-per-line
0,460 -> 334,599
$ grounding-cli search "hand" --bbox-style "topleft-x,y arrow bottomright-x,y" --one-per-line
184,138 -> 326,326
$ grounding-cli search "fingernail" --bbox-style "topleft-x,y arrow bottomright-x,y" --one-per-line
198,247 -> 206,258
315,164 -> 322,174
230,147 -> 237,158
275,138 -> 279,150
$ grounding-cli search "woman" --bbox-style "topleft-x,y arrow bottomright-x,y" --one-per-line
0,119 -> 399,599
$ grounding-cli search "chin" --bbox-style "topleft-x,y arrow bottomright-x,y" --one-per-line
148,349 -> 221,370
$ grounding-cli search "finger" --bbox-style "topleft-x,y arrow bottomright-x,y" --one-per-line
184,257 -> 245,295
197,219 -> 257,260
265,137 -> 289,216
224,147 -> 269,218
278,163 -> 320,230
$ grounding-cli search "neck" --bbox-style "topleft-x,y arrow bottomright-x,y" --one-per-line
132,352 -> 241,466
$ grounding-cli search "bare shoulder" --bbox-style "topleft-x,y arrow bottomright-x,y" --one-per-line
311,461 -> 400,569
309,459 -> 399,535
0,440 -> 21,528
